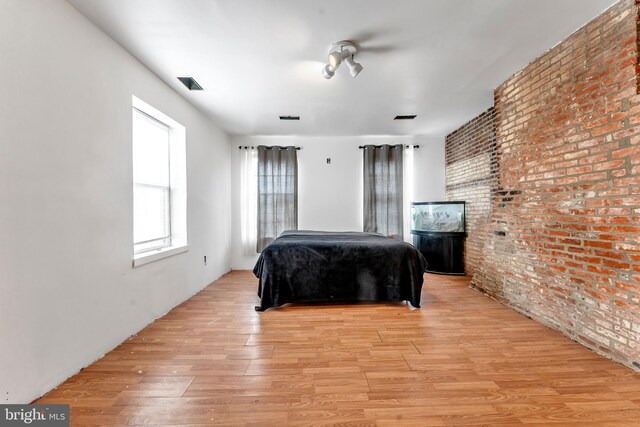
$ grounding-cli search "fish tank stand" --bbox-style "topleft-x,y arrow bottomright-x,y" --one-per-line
410,201 -> 466,275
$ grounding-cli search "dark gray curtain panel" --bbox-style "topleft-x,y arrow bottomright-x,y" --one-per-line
363,144 -> 404,240
257,146 -> 298,252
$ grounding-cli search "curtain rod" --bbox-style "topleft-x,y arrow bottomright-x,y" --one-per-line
359,145 -> 420,149
238,146 -> 301,150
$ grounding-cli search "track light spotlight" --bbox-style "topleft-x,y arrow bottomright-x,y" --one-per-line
328,50 -> 351,68
322,64 -> 336,79
322,40 -> 363,80
344,56 -> 363,78
328,52 -> 341,68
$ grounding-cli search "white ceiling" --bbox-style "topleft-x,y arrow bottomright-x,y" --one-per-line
66,0 -> 616,137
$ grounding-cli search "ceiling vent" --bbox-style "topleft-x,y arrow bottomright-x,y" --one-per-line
177,77 -> 203,91
279,115 -> 300,120
394,115 -> 417,120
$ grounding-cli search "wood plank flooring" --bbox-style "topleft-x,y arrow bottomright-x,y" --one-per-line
36,271 -> 640,426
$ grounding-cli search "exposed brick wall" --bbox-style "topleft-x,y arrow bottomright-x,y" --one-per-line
467,0 -> 640,371
445,109 -> 497,276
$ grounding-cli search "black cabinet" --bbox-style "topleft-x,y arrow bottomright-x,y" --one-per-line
413,232 -> 465,275
411,201 -> 466,275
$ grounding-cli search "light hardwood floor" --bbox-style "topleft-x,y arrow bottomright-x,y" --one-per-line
36,271 -> 640,426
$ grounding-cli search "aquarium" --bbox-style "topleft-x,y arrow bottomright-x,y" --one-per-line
411,201 -> 465,233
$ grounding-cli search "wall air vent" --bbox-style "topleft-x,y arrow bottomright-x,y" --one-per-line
279,115 -> 300,120
177,77 -> 203,91
394,115 -> 417,120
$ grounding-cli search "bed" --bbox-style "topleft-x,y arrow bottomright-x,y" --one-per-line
252,230 -> 427,311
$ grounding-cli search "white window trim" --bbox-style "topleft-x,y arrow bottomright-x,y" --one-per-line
132,95 -> 188,267
132,245 -> 189,267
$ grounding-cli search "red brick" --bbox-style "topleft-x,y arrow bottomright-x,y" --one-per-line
615,225 -> 640,233
612,146 -> 640,159
594,160 -> 626,171
603,259 -> 631,269
585,240 -> 614,249
446,0 -> 640,372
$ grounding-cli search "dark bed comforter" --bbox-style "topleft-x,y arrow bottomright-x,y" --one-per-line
253,231 -> 427,310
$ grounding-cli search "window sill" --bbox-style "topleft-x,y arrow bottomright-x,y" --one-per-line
133,245 -> 188,267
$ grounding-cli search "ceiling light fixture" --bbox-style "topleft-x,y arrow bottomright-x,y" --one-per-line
322,40 -> 363,79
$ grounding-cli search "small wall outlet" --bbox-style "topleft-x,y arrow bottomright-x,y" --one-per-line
326,158 -> 331,164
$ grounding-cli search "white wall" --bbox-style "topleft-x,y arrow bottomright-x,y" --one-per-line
230,135 -> 445,269
0,0 -> 231,403
412,136 -> 447,202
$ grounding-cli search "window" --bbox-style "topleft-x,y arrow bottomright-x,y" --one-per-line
362,144 -> 404,240
256,146 -> 298,252
133,109 -> 171,253
132,96 -> 187,266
